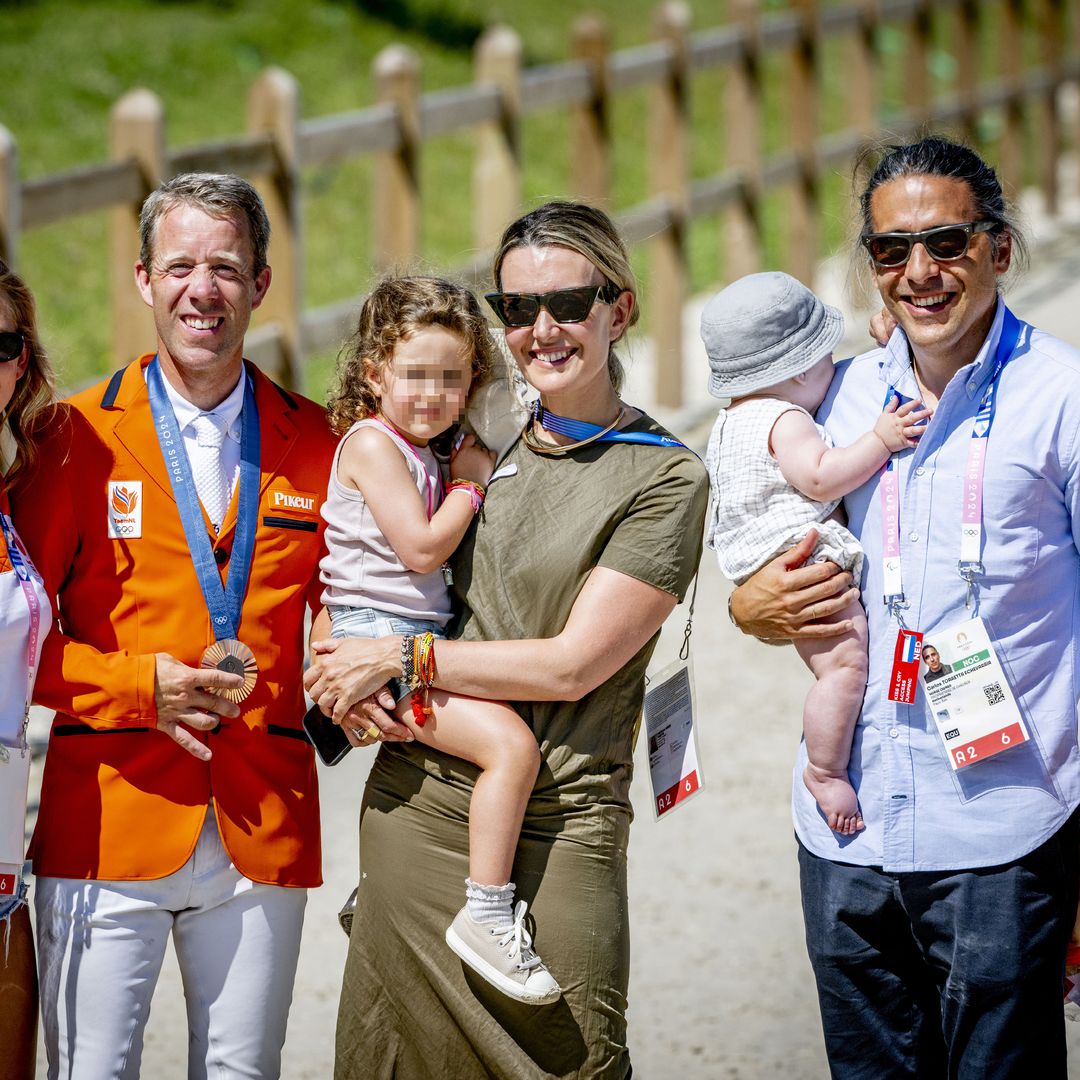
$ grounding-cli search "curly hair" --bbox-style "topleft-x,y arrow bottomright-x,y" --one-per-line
0,261 -> 57,491
326,277 -> 497,437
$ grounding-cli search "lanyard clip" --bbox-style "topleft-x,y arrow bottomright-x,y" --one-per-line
958,561 -> 983,610
887,596 -> 908,629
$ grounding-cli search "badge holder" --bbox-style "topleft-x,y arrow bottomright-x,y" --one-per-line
0,740 -> 31,898
644,577 -> 704,820
922,614 -> 1061,806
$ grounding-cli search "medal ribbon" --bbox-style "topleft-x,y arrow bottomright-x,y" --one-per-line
879,308 -> 1022,615
533,403 -> 686,448
0,505 -> 42,747
146,357 -> 260,643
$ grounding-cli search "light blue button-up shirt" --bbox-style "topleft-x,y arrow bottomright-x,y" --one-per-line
795,300 -> 1080,872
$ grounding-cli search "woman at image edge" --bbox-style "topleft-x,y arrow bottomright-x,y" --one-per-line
306,201 -> 708,1078
0,261 -> 56,1080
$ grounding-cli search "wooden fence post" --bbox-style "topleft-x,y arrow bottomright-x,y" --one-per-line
999,0 -> 1024,200
787,0 -> 820,287
0,127 -> 19,269
373,45 -> 421,275
249,67 -> 302,389
905,0 -> 932,127
1035,0 -> 1064,215
954,0 -> 980,146
849,0 -> 879,139
650,1 -> 690,409
572,15 -> 610,206
110,89 -> 165,367
474,26 -> 522,254
726,0 -> 763,281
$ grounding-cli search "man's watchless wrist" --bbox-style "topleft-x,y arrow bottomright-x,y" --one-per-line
727,590 -> 788,647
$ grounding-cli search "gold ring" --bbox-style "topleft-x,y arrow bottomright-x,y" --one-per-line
364,724 -> 381,741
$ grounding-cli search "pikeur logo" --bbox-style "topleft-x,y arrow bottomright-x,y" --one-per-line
271,489 -> 316,513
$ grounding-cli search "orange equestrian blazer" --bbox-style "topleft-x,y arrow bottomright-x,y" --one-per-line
14,355 -> 337,886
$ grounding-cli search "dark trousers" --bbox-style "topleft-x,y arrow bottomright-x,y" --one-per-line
798,811 -> 1080,1080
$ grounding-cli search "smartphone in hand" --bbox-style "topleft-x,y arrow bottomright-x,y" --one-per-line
302,703 -> 351,767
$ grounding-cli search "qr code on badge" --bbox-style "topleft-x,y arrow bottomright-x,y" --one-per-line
983,682 -> 1006,706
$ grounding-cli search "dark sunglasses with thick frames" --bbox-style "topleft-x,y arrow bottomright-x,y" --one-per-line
861,220 -> 999,269
485,283 -> 623,328
0,331 -> 25,363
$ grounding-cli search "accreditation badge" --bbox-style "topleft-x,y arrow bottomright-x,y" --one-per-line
921,616 -> 1028,770
887,628 -> 924,704
644,658 -> 703,819
0,740 -> 30,894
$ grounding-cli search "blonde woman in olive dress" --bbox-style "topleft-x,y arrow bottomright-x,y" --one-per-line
306,201 -> 708,1080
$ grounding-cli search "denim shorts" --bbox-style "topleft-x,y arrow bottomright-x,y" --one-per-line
328,606 -> 447,703
0,872 -> 28,923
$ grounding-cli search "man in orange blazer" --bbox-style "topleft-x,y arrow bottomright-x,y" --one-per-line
14,173 -> 339,1078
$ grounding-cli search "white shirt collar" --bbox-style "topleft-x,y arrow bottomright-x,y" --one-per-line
146,364 -> 247,442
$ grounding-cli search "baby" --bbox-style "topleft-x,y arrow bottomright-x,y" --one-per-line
704,272 -> 929,834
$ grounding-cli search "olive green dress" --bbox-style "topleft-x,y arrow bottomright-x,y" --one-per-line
335,416 -> 708,1079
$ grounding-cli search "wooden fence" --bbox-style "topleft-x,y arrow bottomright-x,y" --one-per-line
0,0 -> 1076,408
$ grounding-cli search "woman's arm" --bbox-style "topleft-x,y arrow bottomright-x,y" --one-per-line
727,530 -> 859,641
304,566 -> 678,722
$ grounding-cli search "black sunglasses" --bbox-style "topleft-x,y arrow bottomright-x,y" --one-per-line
485,283 -> 622,328
0,331 -> 25,363
861,220 -> 998,269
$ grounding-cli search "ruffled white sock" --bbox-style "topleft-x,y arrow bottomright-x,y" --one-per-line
465,878 -> 515,925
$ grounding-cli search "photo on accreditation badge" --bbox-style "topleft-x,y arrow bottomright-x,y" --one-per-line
921,643 -> 951,684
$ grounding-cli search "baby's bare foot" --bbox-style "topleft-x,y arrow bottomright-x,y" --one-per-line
804,765 -> 864,836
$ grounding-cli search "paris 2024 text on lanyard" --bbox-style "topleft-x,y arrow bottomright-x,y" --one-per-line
883,310 -> 1028,772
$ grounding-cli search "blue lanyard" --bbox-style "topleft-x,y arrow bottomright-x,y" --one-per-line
533,403 -> 686,448
146,358 -> 260,642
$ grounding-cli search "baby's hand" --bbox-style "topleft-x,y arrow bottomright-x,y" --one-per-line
450,432 -> 495,486
869,308 -> 898,348
875,395 -> 933,452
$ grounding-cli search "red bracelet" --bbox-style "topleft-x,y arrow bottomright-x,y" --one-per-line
447,479 -> 486,514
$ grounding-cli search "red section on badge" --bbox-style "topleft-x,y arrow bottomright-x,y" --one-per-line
950,722 -> 1027,770
0,872 -> 15,895
656,770 -> 699,817
888,628 -> 924,704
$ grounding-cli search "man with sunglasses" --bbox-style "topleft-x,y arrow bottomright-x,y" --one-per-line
729,136 -> 1080,1077
13,174 -> 341,1078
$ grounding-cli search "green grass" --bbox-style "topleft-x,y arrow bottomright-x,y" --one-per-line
0,0 -> 1069,397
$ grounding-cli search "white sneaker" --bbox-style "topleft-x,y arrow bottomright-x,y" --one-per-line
445,900 -> 562,1005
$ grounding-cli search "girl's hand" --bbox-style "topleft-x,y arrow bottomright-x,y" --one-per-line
874,395 -> 933,452
450,432 -> 495,486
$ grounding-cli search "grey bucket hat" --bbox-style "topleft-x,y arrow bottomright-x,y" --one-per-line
701,271 -> 844,399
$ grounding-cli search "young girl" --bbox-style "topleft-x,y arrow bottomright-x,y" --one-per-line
704,272 -> 931,835
319,277 -> 560,1005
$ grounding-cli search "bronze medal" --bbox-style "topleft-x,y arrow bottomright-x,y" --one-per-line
200,639 -> 259,704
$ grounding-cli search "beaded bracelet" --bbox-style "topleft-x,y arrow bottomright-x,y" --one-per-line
405,631 -> 436,727
447,478 -> 486,514
400,634 -> 416,688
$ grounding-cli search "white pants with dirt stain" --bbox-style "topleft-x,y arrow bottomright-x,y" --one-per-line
35,805 -> 307,1080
